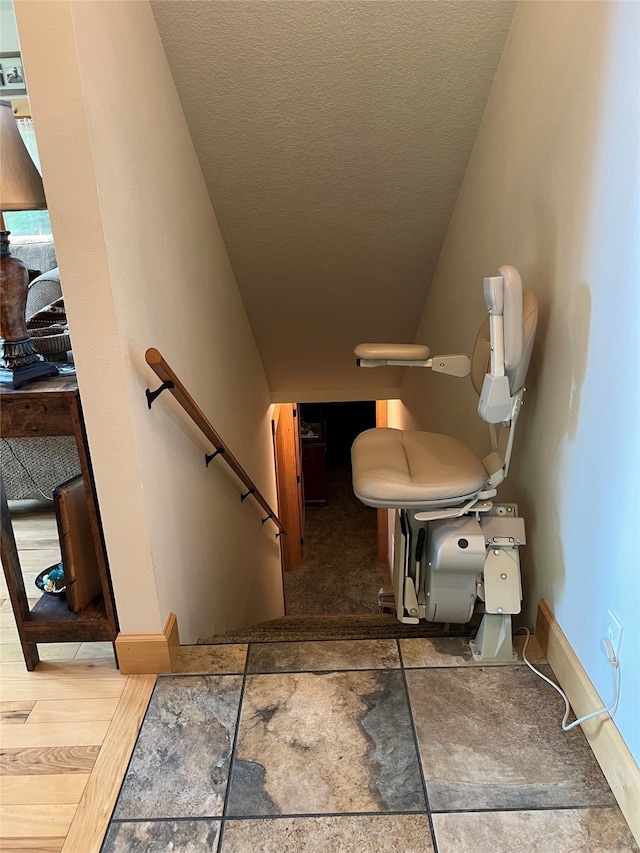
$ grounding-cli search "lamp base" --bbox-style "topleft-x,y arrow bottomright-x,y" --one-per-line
1,229 -> 59,388
0,355 -> 59,390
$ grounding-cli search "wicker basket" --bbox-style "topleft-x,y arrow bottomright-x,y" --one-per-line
29,325 -> 71,362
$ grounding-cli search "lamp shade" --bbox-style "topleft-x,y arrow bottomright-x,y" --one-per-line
0,99 -> 46,212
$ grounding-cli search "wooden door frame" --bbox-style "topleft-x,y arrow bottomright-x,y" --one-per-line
375,400 -> 390,570
272,403 -> 303,573
273,399 -> 390,575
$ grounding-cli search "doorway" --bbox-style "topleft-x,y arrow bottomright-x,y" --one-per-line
278,401 -> 390,616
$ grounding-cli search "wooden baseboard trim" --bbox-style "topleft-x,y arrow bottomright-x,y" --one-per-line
536,599 -> 640,843
114,612 -> 180,675
61,673 -> 156,853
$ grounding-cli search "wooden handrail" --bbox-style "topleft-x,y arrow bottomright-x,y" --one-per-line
144,348 -> 285,534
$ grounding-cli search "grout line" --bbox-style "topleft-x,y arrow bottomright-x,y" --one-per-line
159,671 -> 246,678
399,644 -> 440,853
429,803 -> 624,815
109,809 -> 431,824
108,815 -> 223,825
216,642 -> 252,853
37,802 -> 627,830
244,665 -> 402,676
221,809 -> 431,821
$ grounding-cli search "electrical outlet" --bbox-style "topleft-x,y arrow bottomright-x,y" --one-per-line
606,610 -> 623,663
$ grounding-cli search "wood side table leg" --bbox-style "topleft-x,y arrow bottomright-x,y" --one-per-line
1,475 -> 40,670
19,637 -> 40,671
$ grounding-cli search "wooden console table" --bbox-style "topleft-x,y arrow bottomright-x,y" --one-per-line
0,375 -> 118,669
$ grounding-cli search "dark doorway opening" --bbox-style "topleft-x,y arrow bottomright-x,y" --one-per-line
284,401 -> 387,616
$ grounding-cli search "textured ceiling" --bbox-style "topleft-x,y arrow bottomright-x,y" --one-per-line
151,1 -> 516,400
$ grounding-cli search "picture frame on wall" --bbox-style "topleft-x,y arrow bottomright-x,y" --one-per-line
0,52 -> 27,97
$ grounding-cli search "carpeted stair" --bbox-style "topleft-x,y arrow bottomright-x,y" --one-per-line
198,612 -> 473,644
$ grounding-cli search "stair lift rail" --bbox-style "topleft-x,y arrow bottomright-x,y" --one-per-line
351,265 -> 538,661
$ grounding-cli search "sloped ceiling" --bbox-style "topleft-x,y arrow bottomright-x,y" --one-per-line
151,1 -> 516,401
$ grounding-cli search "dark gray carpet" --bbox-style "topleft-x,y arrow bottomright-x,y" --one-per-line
283,460 -> 387,616
199,460 -> 473,645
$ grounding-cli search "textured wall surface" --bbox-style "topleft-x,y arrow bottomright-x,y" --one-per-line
393,1 -> 640,764
151,1 -> 515,401
16,0 -> 285,642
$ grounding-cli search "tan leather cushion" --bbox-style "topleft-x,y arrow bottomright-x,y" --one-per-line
354,343 -> 431,361
351,428 -> 488,509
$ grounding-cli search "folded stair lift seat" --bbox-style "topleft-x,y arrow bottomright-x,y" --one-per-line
350,265 -> 539,661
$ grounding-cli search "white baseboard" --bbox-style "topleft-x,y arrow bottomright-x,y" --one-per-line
536,599 -> 639,844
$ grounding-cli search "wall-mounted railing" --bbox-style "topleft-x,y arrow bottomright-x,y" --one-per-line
144,348 -> 285,536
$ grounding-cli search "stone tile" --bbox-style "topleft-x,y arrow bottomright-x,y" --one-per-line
227,669 -> 425,816
432,807 -> 638,852
103,819 -> 221,852
175,644 -> 248,674
114,675 -> 242,819
220,814 -> 435,852
406,666 -> 616,811
400,634 -> 546,668
247,639 -> 400,673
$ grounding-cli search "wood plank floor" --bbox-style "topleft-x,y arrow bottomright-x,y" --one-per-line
0,502 -> 155,853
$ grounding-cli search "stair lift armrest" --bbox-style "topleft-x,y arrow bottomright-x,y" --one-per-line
355,343 -> 470,376
355,343 -> 431,368
429,354 -> 471,377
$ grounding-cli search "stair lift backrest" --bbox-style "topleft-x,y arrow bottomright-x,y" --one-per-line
475,266 -> 539,424
470,287 -> 537,485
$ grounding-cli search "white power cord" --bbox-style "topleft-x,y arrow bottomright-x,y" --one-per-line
516,627 -> 621,732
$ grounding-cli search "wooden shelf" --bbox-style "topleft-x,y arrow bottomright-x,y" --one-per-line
30,591 -> 107,621
1,376 -> 118,669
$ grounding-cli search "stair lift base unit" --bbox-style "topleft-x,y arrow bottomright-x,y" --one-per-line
392,505 -> 523,661
352,265 -> 538,662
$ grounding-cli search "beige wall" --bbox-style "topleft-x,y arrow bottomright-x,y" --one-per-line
392,2 -> 639,763
15,0 -> 284,642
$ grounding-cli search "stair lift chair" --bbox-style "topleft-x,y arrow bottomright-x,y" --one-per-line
351,266 -> 538,661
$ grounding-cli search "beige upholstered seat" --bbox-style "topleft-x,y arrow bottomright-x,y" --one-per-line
352,428 -> 488,509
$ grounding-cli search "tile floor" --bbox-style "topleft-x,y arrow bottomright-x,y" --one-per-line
102,637 -> 637,852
